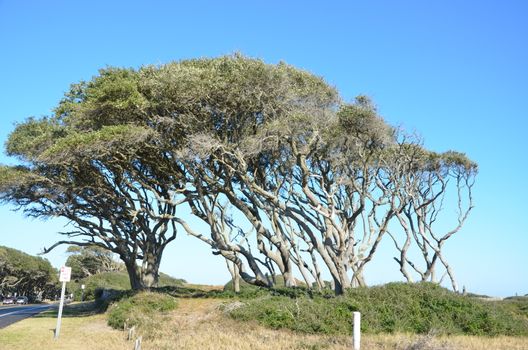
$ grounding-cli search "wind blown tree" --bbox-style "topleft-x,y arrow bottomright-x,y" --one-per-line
0,55 -> 477,295
136,58 -> 412,294
65,245 -> 123,280
387,144 -> 476,292
0,71 -> 182,289
133,56 -> 345,288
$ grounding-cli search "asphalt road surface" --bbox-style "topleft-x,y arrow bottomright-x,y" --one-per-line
0,304 -> 54,329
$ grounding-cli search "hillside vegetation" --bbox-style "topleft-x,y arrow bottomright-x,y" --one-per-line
102,282 -> 528,340
227,283 -> 528,336
107,292 -> 178,332
68,271 -> 185,301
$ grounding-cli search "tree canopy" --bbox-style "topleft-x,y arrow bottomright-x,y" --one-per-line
0,55 -> 477,294
65,245 -> 123,281
0,245 -> 58,299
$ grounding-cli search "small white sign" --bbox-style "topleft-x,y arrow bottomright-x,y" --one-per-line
59,266 -> 72,282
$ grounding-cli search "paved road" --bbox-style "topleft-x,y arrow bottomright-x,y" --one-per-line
0,304 -> 54,329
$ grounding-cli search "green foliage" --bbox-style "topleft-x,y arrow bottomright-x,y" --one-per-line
55,67 -> 147,130
228,283 -> 528,336
69,272 -> 131,301
0,166 -> 37,194
65,245 -> 123,281
68,271 -> 185,301
106,292 -> 177,335
5,117 -> 68,161
0,246 -> 59,299
40,125 -> 155,163
497,296 -> 528,319
230,294 -> 358,334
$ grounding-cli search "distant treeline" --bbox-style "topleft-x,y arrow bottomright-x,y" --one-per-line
0,246 -> 58,299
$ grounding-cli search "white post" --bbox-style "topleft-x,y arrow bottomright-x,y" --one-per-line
134,336 -> 142,350
54,281 -> 66,339
353,311 -> 361,350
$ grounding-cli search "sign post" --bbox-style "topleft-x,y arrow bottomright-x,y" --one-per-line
54,266 -> 71,340
81,284 -> 85,302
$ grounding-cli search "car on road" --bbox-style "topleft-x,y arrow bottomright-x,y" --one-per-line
16,296 -> 28,305
2,297 -> 16,305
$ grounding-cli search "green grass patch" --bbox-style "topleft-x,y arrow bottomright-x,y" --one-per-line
228,282 -> 528,336
35,301 -> 102,318
106,291 -> 177,336
68,271 -> 185,301
223,275 -> 307,292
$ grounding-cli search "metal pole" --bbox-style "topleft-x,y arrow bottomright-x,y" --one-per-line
54,281 -> 66,339
353,311 -> 361,350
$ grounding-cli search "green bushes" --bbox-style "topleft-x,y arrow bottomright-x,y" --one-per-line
352,283 -> 527,336
69,271 -> 185,301
230,294 -> 358,334
228,283 -> 528,336
107,292 -> 177,334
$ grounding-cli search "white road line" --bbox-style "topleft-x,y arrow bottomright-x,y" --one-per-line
0,305 -> 51,318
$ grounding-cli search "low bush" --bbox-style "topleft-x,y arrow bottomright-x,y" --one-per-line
107,291 -> 178,336
228,282 -> 528,336
229,294 -> 358,334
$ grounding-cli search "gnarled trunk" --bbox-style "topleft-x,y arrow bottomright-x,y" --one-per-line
124,259 -> 142,290
122,245 -> 164,290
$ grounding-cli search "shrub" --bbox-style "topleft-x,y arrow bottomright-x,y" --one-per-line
228,282 -> 528,336
230,294 -> 358,334
107,291 -> 177,337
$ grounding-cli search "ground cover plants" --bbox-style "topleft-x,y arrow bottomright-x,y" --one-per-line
102,282 -> 528,340
106,291 -> 178,339
227,283 -> 528,336
1,282 -> 527,350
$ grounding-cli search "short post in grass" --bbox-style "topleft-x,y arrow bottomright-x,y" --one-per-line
54,266 -> 71,340
134,336 -> 142,350
80,284 -> 85,302
353,311 -> 361,350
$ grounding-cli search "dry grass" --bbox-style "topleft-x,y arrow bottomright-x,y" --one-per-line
1,298 -> 527,350
140,298 -> 528,350
0,310 -> 129,350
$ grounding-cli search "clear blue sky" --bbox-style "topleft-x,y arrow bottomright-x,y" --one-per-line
0,0 -> 526,297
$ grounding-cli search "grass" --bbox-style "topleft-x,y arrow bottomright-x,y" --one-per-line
68,271 -> 185,301
115,298 -> 528,350
1,293 -> 527,350
107,291 -> 178,336
0,302 -> 129,350
99,283 -> 528,348
223,275 -> 307,292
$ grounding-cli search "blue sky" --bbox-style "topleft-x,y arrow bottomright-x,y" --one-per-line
0,0 -> 526,297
